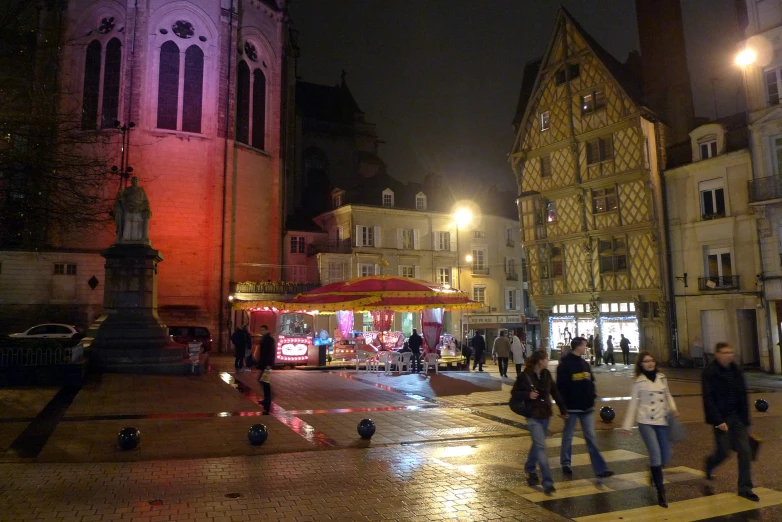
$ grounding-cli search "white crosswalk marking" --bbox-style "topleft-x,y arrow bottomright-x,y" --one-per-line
573,487 -> 782,521
549,449 -> 646,468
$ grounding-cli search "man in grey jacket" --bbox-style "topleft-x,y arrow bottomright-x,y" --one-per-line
492,330 -> 511,378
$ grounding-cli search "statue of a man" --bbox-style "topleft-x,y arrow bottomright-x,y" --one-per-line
114,176 -> 151,243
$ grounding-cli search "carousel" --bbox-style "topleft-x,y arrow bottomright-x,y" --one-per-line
232,275 -> 481,366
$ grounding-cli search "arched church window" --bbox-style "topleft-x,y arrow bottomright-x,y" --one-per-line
157,41 -> 180,130
182,45 -> 204,133
101,38 -> 122,128
236,61 -> 250,144
252,69 -> 266,150
81,40 -> 102,130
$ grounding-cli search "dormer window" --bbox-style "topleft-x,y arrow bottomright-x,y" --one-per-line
415,192 -> 427,210
332,189 -> 344,209
699,136 -> 718,159
382,188 -> 394,208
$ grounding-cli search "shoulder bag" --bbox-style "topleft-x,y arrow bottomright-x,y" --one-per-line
509,372 -> 536,417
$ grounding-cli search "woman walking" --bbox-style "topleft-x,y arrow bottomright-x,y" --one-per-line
510,332 -> 526,377
511,350 -> 568,494
620,351 -> 679,507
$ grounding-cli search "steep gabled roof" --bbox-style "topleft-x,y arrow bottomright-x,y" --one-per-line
512,59 -> 542,131
296,80 -> 363,125
511,7 -> 646,154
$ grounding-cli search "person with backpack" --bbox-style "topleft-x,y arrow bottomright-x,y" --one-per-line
510,349 -> 568,494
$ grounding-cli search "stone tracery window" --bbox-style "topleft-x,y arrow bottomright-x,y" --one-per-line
235,41 -> 267,149
156,39 -> 205,133
81,33 -> 122,130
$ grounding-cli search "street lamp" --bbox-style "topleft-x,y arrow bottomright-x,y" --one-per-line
735,48 -> 757,67
453,208 -> 473,291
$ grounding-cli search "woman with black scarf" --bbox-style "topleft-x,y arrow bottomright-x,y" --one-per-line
620,351 -> 679,507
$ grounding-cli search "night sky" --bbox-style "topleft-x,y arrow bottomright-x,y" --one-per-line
289,0 -> 742,191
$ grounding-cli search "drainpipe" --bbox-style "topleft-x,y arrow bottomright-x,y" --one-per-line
219,0 -> 235,352
659,124 -> 680,363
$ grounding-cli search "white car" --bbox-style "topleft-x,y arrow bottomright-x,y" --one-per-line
9,324 -> 81,339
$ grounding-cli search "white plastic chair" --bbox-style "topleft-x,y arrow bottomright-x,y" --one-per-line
422,353 -> 439,374
366,353 -> 379,372
356,350 -> 372,371
399,352 -> 413,373
377,352 -> 393,374
388,352 -> 402,374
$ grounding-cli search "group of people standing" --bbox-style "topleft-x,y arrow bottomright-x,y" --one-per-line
231,324 -> 276,413
581,333 -> 632,366
512,338 -> 759,505
464,329 -> 532,376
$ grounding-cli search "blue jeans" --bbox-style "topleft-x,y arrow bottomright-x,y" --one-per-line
525,417 -> 554,488
560,410 -> 608,475
638,423 -> 671,467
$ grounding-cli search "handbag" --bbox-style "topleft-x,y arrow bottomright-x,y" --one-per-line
509,373 -> 535,417
666,412 -> 687,442
259,369 -> 272,383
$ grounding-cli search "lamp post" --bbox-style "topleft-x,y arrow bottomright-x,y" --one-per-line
453,208 -> 472,346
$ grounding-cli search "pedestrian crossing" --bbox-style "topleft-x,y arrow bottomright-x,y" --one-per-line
429,437 -> 782,521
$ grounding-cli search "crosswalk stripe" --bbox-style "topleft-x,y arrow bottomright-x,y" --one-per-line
549,449 -> 647,468
572,487 -> 782,522
512,466 -> 704,502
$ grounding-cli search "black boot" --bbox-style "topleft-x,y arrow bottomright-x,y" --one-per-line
651,466 -> 667,508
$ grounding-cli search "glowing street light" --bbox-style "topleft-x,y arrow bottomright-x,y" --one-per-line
735,48 -> 757,67
465,254 -> 473,263
454,208 -> 473,227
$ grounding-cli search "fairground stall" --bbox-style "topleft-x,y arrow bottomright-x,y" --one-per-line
244,276 -> 481,366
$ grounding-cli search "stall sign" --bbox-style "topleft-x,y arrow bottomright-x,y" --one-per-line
467,314 -> 523,324
277,335 -> 309,362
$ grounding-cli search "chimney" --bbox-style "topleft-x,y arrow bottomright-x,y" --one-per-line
635,0 -> 695,144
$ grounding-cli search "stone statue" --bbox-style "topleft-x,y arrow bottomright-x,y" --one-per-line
113,176 -> 151,243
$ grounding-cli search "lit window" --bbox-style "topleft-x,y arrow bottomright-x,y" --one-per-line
540,154 -> 552,178
581,90 -> 606,115
576,304 -> 585,313
619,302 -> 628,312
546,201 -> 557,223
567,304 -> 576,313
382,188 -> 394,207
610,303 -> 619,312
416,193 -> 427,210
592,187 -> 618,213
540,111 -> 550,131
600,303 -> 609,313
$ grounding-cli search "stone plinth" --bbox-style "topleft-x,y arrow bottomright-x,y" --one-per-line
84,243 -> 204,373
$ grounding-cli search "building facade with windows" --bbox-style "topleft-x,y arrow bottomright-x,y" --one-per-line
510,9 -> 670,360
665,120 -> 767,368
736,0 -> 782,372
0,1 -> 294,344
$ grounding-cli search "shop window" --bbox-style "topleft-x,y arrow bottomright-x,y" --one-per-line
599,238 -> 627,273
540,154 -> 552,178
592,187 -> 618,213
587,136 -> 613,164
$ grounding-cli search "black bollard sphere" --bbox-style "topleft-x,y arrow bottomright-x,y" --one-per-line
357,418 -> 376,439
248,424 -> 269,446
117,427 -> 140,450
599,406 -> 616,423
755,399 -> 769,412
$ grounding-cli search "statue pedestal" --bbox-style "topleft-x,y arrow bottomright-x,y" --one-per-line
83,243 -> 208,374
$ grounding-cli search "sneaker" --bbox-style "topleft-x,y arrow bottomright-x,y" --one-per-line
526,472 -> 539,485
562,466 -> 573,475
543,485 -> 556,495
738,491 -> 760,502
596,471 -> 615,479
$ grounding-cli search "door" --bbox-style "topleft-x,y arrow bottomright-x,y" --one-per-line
701,310 -> 727,355
736,309 -> 759,366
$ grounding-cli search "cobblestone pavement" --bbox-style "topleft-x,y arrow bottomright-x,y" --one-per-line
2,355 -> 782,520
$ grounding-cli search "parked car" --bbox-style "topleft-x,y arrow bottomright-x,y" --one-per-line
9,324 -> 83,340
168,326 -> 212,352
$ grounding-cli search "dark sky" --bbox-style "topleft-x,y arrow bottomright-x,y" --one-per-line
289,0 -> 741,191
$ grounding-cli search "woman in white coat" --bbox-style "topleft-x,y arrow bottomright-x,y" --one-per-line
509,332 -> 526,377
620,350 -> 679,508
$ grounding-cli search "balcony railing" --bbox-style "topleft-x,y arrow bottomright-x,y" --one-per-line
506,238 -> 515,247
698,276 -> 740,291
232,281 -> 319,295
506,271 -> 518,281
307,239 -> 352,256
748,176 -> 782,203
471,267 -> 490,276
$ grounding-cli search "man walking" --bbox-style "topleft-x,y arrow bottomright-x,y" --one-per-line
257,325 -> 276,413
492,330 -> 512,378
558,337 -> 614,479
408,328 -> 423,373
703,342 -> 758,501
604,335 -> 615,365
620,334 -> 631,366
472,331 -> 486,372
461,339 -> 473,370
231,324 -> 251,373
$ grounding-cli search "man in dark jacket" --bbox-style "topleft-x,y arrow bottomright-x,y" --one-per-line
231,324 -> 251,373
557,337 -> 614,478
703,342 -> 758,501
257,325 -> 276,413
471,331 -> 486,371
408,329 -> 423,373
620,334 -> 631,366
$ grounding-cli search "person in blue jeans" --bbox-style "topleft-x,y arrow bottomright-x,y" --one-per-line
511,349 -> 568,494
557,337 -> 614,479
620,351 -> 678,507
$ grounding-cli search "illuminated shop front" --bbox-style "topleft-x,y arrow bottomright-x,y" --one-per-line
598,302 -> 640,352
549,302 -> 640,352
549,303 -> 597,352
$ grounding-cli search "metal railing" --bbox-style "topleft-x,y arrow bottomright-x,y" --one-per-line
698,276 -> 740,291
748,176 -> 782,203
307,239 -> 352,255
471,267 -> 490,276
232,281 -> 319,295
506,238 -> 515,247
0,345 -> 83,367
506,271 -> 518,281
